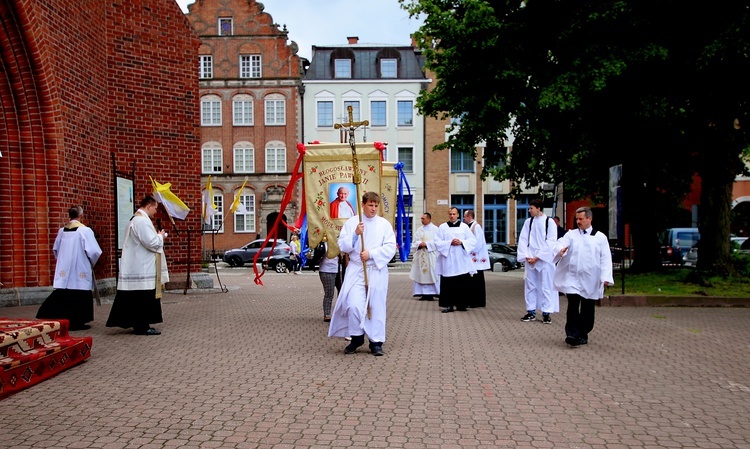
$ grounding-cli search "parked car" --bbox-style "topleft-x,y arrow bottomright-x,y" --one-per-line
263,251 -> 295,273
487,243 -> 522,272
683,236 -> 747,267
223,239 -> 291,267
660,228 -> 700,265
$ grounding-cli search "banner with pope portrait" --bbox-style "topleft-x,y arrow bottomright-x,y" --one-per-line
303,142 -> 389,258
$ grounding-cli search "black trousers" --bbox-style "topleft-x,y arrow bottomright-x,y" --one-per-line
565,293 -> 596,340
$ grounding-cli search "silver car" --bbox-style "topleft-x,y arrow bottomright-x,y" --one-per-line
223,239 -> 291,267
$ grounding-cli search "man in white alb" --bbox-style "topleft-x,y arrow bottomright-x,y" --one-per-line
434,207 -> 476,313
410,212 -> 440,301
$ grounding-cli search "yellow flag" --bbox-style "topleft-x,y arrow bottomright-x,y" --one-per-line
230,179 -> 248,214
150,176 -> 190,220
202,176 -> 218,224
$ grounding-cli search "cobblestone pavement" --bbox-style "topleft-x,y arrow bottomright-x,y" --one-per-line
2,267 -> 750,448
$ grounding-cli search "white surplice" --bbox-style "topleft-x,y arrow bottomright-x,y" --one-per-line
118,209 -> 169,290
434,222 -> 476,277
409,222 -> 440,295
328,213 -> 397,343
52,221 -> 102,290
553,227 -> 614,300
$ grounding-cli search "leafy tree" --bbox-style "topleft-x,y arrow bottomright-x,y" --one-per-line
402,0 -> 750,273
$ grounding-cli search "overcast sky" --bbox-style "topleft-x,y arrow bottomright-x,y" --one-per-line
175,0 -> 424,61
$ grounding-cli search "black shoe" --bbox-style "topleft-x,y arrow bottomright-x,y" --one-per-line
441,307 -> 454,313
542,314 -> 552,324
419,296 -> 426,301
521,313 -> 536,322
423,295 -> 434,301
134,328 -> 161,336
369,342 -> 384,356
344,335 -> 365,354
565,336 -> 579,347
578,338 -> 588,345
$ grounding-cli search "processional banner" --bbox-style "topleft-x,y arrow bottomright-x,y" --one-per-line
303,142 -> 391,258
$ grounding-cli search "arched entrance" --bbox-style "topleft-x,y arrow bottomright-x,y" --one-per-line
266,212 -> 289,241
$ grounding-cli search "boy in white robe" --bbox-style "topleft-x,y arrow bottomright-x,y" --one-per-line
328,192 -> 397,356
409,212 -> 439,301
554,206 -> 614,347
517,199 -> 559,323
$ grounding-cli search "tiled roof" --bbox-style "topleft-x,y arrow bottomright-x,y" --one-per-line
304,44 -> 426,80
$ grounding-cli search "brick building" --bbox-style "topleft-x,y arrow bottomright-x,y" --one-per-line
0,0 -> 201,301
185,0 -> 304,256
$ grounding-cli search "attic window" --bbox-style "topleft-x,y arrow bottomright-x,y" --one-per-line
334,59 -> 352,78
381,59 -> 397,78
330,48 -> 356,78
218,18 -> 233,36
376,48 -> 401,78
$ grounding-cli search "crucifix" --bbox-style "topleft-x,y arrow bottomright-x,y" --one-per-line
334,105 -> 371,313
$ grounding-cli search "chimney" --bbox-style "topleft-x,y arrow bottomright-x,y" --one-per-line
347,36 -> 359,45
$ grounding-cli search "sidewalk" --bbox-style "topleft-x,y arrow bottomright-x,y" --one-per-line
1,268 -> 749,448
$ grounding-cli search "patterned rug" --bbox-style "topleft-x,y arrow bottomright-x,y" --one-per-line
0,318 -> 92,399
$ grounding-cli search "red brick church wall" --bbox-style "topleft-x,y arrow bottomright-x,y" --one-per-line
0,0 -> 201,290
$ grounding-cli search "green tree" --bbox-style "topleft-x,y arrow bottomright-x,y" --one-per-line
402,0 -> 750,273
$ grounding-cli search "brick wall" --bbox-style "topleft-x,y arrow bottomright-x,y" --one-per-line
423,68 -> 451,223
0,0 -> 201,290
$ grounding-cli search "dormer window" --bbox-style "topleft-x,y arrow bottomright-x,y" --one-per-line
376,48 -> 401,79
380,59 -> 397,78
330,48 -> 356,79
219,18 -> 233,36
334,59 -> 352,78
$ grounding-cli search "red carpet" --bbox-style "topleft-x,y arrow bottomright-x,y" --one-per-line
0,318 -> 92,399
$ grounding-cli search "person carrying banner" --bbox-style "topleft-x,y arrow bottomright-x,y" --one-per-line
327,192 -> 397,356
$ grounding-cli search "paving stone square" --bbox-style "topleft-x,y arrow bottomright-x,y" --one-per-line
1,267 -> 749,448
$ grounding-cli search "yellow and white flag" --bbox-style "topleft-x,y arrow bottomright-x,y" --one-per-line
202,176 -> 218,224
150,176 -> 190,220
230,179 -> 248,214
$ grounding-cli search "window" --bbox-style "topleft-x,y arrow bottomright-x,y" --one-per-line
202,143 -> 222,173
451,194 -> 474,219
397,147 -> 413,173
208,194 -> 223,231
317,101 -> 333,127
334,59 -> 351,78
264,95 -> 285,125
380,59 -> 397,78
234,194 -> 256,232
265,142 -> 286,173
240,54 -> 261,78
370,101 -> 386,127
232,94 -> 253,126
234,143 -> 254,173
397,100 -> 413,126
199,55 -> 213,79
201,95 -> 221,126
451,150 -> 475,172
343,101 -> 360,122
218,18 -> 233,36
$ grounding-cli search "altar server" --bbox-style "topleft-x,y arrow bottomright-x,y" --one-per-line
463,209 -> 489,307
517,198 -> 559,324
434,207 -> 476,313
37,206 -> 102,330
328,192 -> 397,356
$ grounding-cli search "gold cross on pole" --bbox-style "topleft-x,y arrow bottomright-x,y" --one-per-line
333,106 -> 371,311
